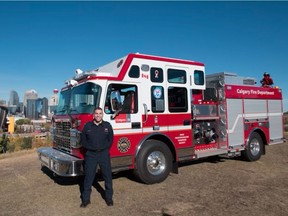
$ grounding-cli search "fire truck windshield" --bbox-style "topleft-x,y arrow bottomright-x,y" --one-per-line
56,83 -> 101,115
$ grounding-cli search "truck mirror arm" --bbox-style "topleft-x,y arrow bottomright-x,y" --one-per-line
111,109 -> 122,120
143,103 -> 150,123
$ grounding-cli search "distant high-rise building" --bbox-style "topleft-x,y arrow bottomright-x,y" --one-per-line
24,89 -> 38,117
8,90 -> 20,114
49,89 -> 59,106
37,97 -> 48,118
26,99 -> 38,119
9,90 -> 19,106
19,102 -> 24,114
24,89 -> 38,106
49,89 -> 59,116
37,98 -> 42,117
0,99 -> 6,106
7,106 -> 17,115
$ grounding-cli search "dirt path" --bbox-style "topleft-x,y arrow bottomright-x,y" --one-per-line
0,143 -> 288,216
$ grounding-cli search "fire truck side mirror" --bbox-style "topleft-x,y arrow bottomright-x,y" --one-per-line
110,91 -> 122,112
111,109 -> 121,120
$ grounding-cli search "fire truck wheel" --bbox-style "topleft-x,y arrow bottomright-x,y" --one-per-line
134,140 -> 173,184
242,132 -> 263,161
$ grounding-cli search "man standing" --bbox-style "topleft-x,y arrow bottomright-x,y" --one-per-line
80,107 -> 114,207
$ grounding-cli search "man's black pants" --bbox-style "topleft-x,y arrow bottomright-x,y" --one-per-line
82,149 -> 113,203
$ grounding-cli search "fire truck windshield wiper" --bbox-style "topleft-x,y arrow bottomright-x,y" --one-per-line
57,108 -> 67,114
68,108 -> 79,114
57,105 -> 69,114
111,109 -> 121,120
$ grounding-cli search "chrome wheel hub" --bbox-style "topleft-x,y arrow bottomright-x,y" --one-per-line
146,151 -> 166,175
250,138 -> 260,156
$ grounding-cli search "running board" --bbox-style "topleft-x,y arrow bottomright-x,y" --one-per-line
195,149 -> 228,159
268,137 -> 285,145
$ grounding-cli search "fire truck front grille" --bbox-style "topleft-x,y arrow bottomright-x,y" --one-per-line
54,121 -> 71,153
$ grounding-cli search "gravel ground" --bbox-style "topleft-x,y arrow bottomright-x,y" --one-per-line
0,140 -> 288,216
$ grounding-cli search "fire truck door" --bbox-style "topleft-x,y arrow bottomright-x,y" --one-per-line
166,67 -> 193,149
104,83 -> 142,134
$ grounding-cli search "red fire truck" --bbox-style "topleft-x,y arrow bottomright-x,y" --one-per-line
37,53 -> 284,184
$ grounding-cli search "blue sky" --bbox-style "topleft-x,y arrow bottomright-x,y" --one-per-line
0,1 -> 287,111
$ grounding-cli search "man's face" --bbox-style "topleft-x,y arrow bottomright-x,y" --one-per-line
94,109 -> 103,123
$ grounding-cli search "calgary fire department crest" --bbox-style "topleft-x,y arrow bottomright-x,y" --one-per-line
117,137 -> 131,153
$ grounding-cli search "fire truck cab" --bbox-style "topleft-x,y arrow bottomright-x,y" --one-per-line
37,53 -> 284,184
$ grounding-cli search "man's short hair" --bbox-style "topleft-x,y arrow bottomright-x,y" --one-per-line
94,107 -> 103,112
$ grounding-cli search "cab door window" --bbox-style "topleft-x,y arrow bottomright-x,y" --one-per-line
151,86 -> 165,113
168,87 -> 188,112
150,67 -> 163,83
168,69 -> 186,84
194,70 -> 204,85
105,84 -> 138,114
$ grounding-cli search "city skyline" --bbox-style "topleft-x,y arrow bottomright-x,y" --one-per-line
0,88 -> 57,105
0,88 -> 58,120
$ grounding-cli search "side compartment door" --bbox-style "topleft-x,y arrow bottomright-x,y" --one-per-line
268,99 -> 283,144
227,98 -> 244,147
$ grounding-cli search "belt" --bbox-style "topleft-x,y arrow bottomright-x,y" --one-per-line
89,149 -> 105,152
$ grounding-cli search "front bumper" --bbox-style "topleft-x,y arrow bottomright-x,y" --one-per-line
37,147 -> 84,177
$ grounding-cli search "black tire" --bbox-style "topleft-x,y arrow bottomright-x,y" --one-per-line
242,132 -> 263,161
134,140 -> 173,184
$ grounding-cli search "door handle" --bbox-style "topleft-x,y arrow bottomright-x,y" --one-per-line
183,119 -> 191,125
132,122 -> 141,129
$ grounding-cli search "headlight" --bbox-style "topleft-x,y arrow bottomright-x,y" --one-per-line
72,119 -> 81,129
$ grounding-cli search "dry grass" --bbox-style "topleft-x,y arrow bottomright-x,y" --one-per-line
0,148 -> 36,160
0,133 -> 51,158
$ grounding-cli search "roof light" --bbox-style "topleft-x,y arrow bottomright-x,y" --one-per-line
65,79 -> 78,86
75,68 -> 83,75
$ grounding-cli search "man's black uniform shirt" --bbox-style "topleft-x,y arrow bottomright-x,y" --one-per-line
81,120 -> 114,151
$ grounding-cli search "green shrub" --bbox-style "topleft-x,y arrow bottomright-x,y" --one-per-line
9,135 -> 22,152
0,134 -> 9,153
7,142 -> 15,153
21,137 -> 32,150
